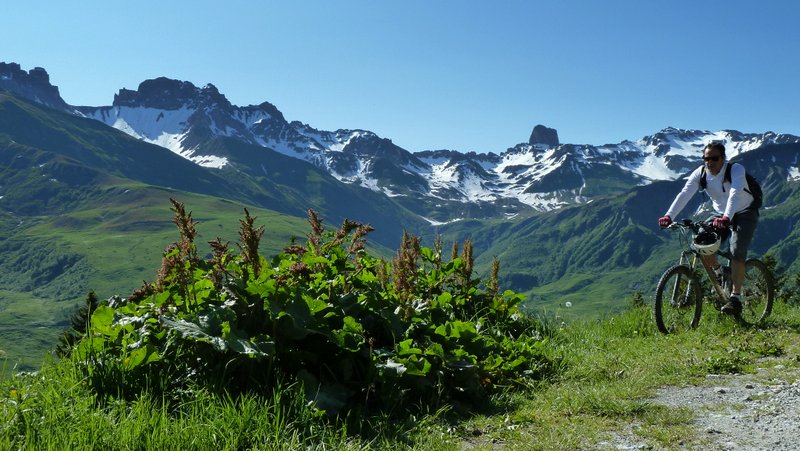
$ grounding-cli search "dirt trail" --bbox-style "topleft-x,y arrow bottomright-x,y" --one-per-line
606,359 -> 800,450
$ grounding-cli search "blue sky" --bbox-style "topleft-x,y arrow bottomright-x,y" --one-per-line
5,1 -> 800,153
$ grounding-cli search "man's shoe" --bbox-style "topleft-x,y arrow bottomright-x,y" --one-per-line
721,295 -> 743,316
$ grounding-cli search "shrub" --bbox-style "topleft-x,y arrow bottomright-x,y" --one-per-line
71,200 -> 556,415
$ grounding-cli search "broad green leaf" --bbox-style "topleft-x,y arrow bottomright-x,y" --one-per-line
192,277 -> 215,302
90,305 -> 115,336
161,317 -> 227,352
247,278 -> 276,298
123,343 -> 160,370
331,316 -> 364,351
304,295 -> 330,316
402,355 -> 432,376
341,315 -> 363,334
435,292 -> 453,307
435,321 -> 478,340
424,342 -> 445,360
226,337 -> 275,358
397,339 -> 423,356
358,271 -> 377,283
154,290 -> 171,307
420,247 -> 435,262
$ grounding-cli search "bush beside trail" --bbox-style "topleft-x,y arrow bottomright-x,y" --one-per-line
66,199 -> 558,415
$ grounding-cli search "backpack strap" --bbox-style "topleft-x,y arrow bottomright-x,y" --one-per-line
699,165 -> 708,190
722,162 -> 733,192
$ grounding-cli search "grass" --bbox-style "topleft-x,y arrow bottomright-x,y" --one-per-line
0,290 -> 78,374
2,296 -> 800,449
521,257 -> 670,320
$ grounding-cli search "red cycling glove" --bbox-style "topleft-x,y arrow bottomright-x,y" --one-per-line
658,215 -> 672,228
712,215 -> 730,229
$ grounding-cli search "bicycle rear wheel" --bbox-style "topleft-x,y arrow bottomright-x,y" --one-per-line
739,258 -> 774,324
655,265 -> 702,334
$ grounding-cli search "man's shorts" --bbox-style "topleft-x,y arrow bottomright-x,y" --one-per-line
708,207 -> 759,260
729,208 -> 759,260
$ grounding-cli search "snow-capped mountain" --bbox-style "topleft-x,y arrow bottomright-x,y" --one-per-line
74,77 -> 800,213
5,63 -> 800,217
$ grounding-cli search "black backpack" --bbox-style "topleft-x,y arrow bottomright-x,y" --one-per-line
699,162 -> 763,209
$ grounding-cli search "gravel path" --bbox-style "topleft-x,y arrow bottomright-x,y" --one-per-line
611,360 -> 800,450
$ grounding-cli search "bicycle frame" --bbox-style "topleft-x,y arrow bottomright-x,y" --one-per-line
669,221 -> 731,305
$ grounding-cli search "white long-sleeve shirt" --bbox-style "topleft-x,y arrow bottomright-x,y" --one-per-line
665,161 -> 755,219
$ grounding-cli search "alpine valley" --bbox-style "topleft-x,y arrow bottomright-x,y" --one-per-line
3,62 -> 800,369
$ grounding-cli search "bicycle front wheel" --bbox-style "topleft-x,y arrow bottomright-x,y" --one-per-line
655,265 -> 702,334
740,258 -> 774,324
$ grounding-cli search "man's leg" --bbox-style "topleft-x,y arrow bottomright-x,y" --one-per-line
723,209 -> 759,315
700,254 -> 720,273
731,258 -> 746,295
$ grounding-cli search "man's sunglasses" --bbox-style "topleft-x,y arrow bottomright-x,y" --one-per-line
703,155 -> 721,162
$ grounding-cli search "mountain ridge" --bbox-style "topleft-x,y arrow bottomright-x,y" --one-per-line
4,62 -> 799,221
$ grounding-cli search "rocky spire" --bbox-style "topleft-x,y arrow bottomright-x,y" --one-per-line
528,124 -> 559,147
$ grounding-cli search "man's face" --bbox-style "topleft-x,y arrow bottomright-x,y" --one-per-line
703,148 -> 724,175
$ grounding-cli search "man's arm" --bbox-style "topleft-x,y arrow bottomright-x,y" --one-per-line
665,167 -> 702,219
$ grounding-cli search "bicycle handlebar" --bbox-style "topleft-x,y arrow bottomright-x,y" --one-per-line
665,219 -> 700,232
665,219 -> 727,234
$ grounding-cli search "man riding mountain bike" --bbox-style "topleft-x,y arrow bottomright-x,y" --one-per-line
658,142 -> 760,316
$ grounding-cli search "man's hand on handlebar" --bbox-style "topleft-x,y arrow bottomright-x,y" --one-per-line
712,215 -> 730,230
658,215 -> 672,228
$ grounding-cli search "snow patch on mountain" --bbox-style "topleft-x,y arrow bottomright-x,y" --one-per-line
85,106 -> 191,148
232,109 -> 273,128
634,154 -> 680,180
82,106 -> 230,168
358,175 -> 405,198
190,154 -> 228,169
297,128 -> 368,153
421,216 -> 463,226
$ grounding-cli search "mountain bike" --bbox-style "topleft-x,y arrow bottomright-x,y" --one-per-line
654,219 -> 774,334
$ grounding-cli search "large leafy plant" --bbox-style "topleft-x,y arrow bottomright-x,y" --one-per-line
72,200 -> 556,414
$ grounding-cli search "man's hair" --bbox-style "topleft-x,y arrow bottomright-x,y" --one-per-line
704,142 -> 726,159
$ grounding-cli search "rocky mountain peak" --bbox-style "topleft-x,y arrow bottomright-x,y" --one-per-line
113,77 -> 232,110
529,124 -> 559,147
0,62 -> 70,111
